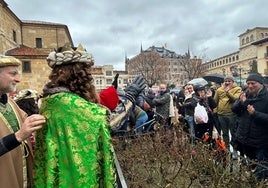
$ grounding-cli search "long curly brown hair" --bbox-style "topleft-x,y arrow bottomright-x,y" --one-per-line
47,62 -> 99,103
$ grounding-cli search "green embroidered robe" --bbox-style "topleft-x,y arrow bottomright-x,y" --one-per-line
33,92 -> 116,188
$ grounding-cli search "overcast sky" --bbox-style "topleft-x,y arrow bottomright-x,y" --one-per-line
5,0 -> 268,70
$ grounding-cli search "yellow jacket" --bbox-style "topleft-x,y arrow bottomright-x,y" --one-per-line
214,84 -> 242,115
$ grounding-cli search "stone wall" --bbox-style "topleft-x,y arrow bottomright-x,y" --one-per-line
16,58 -> 51,93
0,2 -> 21,54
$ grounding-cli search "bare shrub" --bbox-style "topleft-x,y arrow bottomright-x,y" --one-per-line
113,124 -> 266,188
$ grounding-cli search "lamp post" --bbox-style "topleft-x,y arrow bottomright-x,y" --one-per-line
222,68 -> 226,76
238,67 -> 242,87
99,76 -> 102,90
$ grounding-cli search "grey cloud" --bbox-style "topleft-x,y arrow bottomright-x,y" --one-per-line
5,0 -> 268,70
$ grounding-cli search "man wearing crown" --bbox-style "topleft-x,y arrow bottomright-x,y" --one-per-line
33,44 -> 117,187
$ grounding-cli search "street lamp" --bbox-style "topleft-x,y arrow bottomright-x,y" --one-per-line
222,68 -> 226,76
99,77 -> 102,90
238,67 -> 242,87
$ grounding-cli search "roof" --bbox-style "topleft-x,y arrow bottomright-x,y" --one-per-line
5,45 -> 48,57
114,70 -> 128,74
251,37 -> 268,45
238,27 -> 268,37
21,20 -> 66,26
144,46 -> 183,58
1,0 -> 21,23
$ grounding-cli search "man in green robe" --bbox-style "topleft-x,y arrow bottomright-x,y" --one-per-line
33,44 -> 117,187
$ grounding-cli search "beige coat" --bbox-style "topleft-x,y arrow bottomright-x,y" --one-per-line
0,98 -> 33,188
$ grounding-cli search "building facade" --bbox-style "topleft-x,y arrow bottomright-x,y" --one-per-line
0,0 -> 73,93
202,27 -> 268,85
2,1 -> 268,92
126,45 -> 192,89
93,65 -> 136,92
1,0 -> 126,93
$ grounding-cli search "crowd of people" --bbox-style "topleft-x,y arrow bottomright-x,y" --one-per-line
122,73 -> 268,182
175,75 -> 268,182
0,43 -> 268,187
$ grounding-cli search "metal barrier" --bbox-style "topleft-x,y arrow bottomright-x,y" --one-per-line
114,153 -> 128,188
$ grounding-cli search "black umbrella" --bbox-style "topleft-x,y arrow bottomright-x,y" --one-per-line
203,73 -> 224,83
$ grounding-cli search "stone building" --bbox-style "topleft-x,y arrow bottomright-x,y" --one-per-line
93,65 -> 136,92
126,45 -> 192,89
202,27 -> 268,86
1,0 -> 128,93
127,28 -> 268,89
0,0 -> 73,93
2,1 -> 268,92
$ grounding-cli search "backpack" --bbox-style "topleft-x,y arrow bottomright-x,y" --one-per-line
194,103 -> 208,124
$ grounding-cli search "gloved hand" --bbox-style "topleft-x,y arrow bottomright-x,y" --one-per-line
112,73 -> 119,89
125,75 -> 146,103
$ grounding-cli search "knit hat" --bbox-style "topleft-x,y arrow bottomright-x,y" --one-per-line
224,75 -> 234,82
99,86 -> 119,111
246,73 -> 263,84
0,55 -> 21,67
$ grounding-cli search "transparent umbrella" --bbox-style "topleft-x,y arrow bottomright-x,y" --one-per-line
188,78 -> 208,86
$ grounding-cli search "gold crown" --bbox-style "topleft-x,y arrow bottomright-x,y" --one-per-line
76,44 -> 86,51
59,43 -> 86,52
47,44 -> 94,68
60,43 -> 74,52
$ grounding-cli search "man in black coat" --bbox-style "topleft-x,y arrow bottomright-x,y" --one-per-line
232,73 -> 268,181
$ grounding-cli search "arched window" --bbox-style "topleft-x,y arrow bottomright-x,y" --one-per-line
242,38 -> 245,45
232,56 -> 235,61
236,55 -> 239,60
250,34 -> 254,42
246,37 -> 249,43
